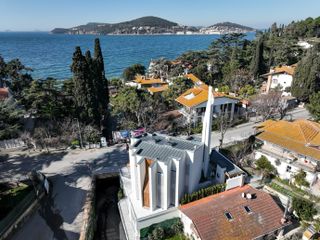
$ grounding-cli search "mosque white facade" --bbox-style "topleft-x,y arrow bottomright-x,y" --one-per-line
119,86 -> 245,239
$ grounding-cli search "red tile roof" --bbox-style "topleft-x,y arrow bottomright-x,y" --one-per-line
180,185 -> 287,240
0,88 -> 9,100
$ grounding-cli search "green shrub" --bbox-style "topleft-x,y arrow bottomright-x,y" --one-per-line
117,187 -> 124,201
292,197 -> 317,221
71,139 -> 79,146
140,218 -> 180,239
180,183 -> 226,205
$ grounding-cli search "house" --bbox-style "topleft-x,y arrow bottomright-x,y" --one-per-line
147,84 -> 168,95
254,119 -> 320,185
119,86 -> 245,239
125,75 -> 169,94
0,87 -> 10,101
175,75 -> 240,124
261,64 -> 296,96
180,185 -> 290,240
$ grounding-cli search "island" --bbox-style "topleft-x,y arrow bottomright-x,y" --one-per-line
51,16 -> 255,35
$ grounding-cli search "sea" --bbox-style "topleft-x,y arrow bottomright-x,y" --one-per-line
0,32 -> 255,80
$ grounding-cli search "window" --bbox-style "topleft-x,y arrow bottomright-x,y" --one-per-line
244,206 -> 252,214
272,79 -> 278,84
224,212 -> 233,221
170,169 -> 176,206
157,172 -> 163,208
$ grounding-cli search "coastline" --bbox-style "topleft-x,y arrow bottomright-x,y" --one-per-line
50,31 -> 256,36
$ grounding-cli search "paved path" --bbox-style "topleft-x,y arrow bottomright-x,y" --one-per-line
1,145 -> 129,240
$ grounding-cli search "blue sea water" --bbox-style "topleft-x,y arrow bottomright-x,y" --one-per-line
0,32 -> 255,79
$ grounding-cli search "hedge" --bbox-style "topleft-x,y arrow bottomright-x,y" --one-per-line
180,183 -> 226,205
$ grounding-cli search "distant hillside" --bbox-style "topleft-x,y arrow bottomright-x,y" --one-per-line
51,17 -> 256,35
51,16 -> 181,35
200,22 -> 255,34
211,22 -> 254,31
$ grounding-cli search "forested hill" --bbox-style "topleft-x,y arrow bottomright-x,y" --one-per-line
283,17 -> 320,38
51,16 -> 180,35
211,22 -> 254,31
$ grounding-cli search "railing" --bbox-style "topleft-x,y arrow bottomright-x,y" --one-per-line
0,187 -> 38,238
258,148 -> 317,173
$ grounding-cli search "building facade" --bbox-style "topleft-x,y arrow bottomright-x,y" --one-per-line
175,75 -> 240,125
261,65 -> 296,96
255,120 -> 320,186
119,86 -> 245,239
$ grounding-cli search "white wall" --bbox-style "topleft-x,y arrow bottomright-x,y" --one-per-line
187,146 -> 204,193
136,208 -> 180,236
226,175 -> 245,190
270,74 -> 293,90
255,151 -> 317,185
180,212 -> 201,240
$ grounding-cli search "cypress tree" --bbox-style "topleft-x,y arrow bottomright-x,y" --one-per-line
71,46 -> 90,121
93,38 -> 111,138
85,50 -> 100,125
251,36 -> 266,80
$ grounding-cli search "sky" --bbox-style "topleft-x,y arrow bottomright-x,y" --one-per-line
1,0 -> 320,31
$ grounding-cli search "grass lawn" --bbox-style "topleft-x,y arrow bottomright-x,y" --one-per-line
0,183 -> 32,221
166,234 -> 188,240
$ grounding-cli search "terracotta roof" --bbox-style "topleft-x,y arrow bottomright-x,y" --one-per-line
185,74 -> 208,89
134,75 -> 165,85
0,88 -> 9,100
261,65 -> 296,77
147,84 -> 169,93
175,87 -> 237,108
180,185 -> 287,240
257,120 -> 320,161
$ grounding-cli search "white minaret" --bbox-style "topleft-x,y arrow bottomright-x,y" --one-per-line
201,86 -> 214,177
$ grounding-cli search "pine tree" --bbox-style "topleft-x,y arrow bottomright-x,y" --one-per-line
292,44 -> 320,102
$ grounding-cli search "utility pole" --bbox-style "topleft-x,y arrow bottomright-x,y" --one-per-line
75,118 -> 83,149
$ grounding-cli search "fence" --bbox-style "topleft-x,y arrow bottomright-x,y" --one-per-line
0,139 -> 25,150
0,186 -> 41,239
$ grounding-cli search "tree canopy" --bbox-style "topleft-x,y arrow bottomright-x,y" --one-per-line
307,92 -> 320,121
292,44 -> 320,102
123,64 -> 146,81
0,100 -> 23,140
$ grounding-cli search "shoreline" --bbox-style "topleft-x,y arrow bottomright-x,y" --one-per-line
50,31 -> 255,36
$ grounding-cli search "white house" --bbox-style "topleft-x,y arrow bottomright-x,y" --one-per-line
261,65 -> 296,96
175,74 -> 240,125
255,119 -> 320,186
119,86 -> 245,239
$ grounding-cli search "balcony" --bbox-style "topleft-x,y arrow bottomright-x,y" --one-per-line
258,146 -> 317,173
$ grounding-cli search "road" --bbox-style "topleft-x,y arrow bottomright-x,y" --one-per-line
0,145 -> 129,240
207,107 -> 311,147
